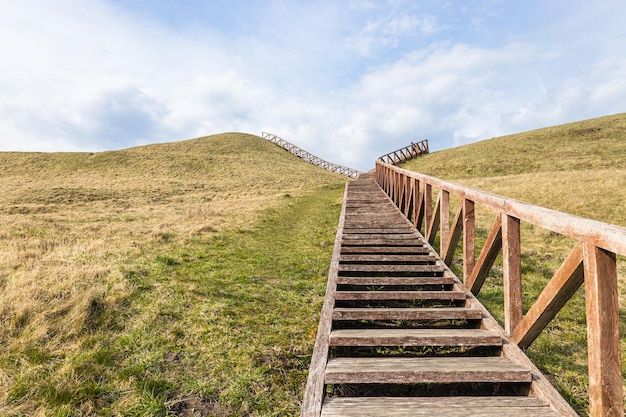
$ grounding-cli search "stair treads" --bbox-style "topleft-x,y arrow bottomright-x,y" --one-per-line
338,264 -> 443,274
334,291 -> 465,301
340,246 -> 430,255
325,357 -> 532,384
339,254 -> 437,264
335,276 -> 453,286
342,234 -> 420,240
340,239 -> 425,247
330,328 -> 502,347
321,397 -> 561,417
332,307 -> 482,321
342,228 -> 416,234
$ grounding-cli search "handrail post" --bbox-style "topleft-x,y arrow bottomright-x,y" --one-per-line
423,184 -> 432,236
583,243 -> 623,417
463,198 -> 475,285
440,190 -> 450,258
502,214 -> 523,335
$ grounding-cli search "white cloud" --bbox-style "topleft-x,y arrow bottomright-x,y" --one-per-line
0,1 -> 625,172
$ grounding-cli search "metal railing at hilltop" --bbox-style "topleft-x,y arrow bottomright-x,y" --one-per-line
262,132 -> 361,179
378,139 -> 429,165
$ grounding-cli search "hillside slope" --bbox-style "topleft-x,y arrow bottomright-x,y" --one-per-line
402,114 -> 626,415
402,113 -> 626,226
0,133 -> 346,416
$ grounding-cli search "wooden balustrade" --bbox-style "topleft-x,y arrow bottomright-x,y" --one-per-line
261,132 -> 361,178
378,140 -> 429,165
376,160 -> 625,417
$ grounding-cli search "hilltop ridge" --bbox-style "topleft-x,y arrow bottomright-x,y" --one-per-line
402,113 -> 626,225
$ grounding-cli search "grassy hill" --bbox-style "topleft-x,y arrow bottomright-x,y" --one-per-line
0,133 -> 347,416
402,113 -> 626,415
402,113 -> 626,226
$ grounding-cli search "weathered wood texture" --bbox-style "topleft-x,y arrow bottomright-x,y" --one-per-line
583,244 -> 623,417
375,161 -> 626,416
325,357 -> 532,384
321,397 -> 563,417
302,173 -> 583,417
332,307 -> 482,321
329,328 -> 502,347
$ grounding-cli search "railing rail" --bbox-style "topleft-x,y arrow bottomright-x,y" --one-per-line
375,160 -> 625,417
262,132 -> 361,178
378,139 -> 429,165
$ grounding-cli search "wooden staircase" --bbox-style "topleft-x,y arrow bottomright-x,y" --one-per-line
301,173 -> 577,416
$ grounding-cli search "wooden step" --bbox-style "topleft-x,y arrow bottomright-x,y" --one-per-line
329,329 -> 502,347
332,307 -> 482,321
325,357 -> 532,384
340,246 -> 430,255
321,397 -> 562,417
342,228 -> 415,234
345,214 -> 406,219
342,226 -> 413,232
335,276 -> 453,286
338,264 -> 444,275
334,291 -> 466,301
342,234 -> 419,240
341,239 -> 425,247
339,254 -> 437,264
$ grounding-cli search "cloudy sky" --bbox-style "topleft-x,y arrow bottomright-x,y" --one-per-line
1,1 -> 625,171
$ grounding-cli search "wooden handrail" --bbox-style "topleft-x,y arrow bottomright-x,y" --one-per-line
378,139 -> 429,165
376,160 -> 625,417
262,132 -> 361,178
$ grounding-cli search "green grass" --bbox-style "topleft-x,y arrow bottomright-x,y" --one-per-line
2,182 -> 344,416
402,113 -> 626,415
0,133 -> 346,416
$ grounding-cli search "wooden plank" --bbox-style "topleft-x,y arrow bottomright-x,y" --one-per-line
329,328 -> 502,347
462,198 -> 475,285
340,246 -> 430,255
334,290 -> 466,301
342,228 -> 415,234
339,254 -> 437,263
341,239 -> 425,247
332,307 -> 483,321
336,276 -> 453,286
424,183 -> 432,234
342,233 -> 419,240
405,176 -> 415,223
467,214 -> 502,295
322,397 -> 561,417
443,203 -> 463,265
440,190 -> 450,257
426,191 -> 441,244
512,243 -> 584,348
414,180 -> 424,231
337,264 -> 443,274
502,214 -> 522,334
583,243 -> 623,417
325,357 -> 532,384
342,224 -> 411,230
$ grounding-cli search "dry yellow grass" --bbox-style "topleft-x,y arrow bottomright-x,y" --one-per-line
0,133 -> 346,415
